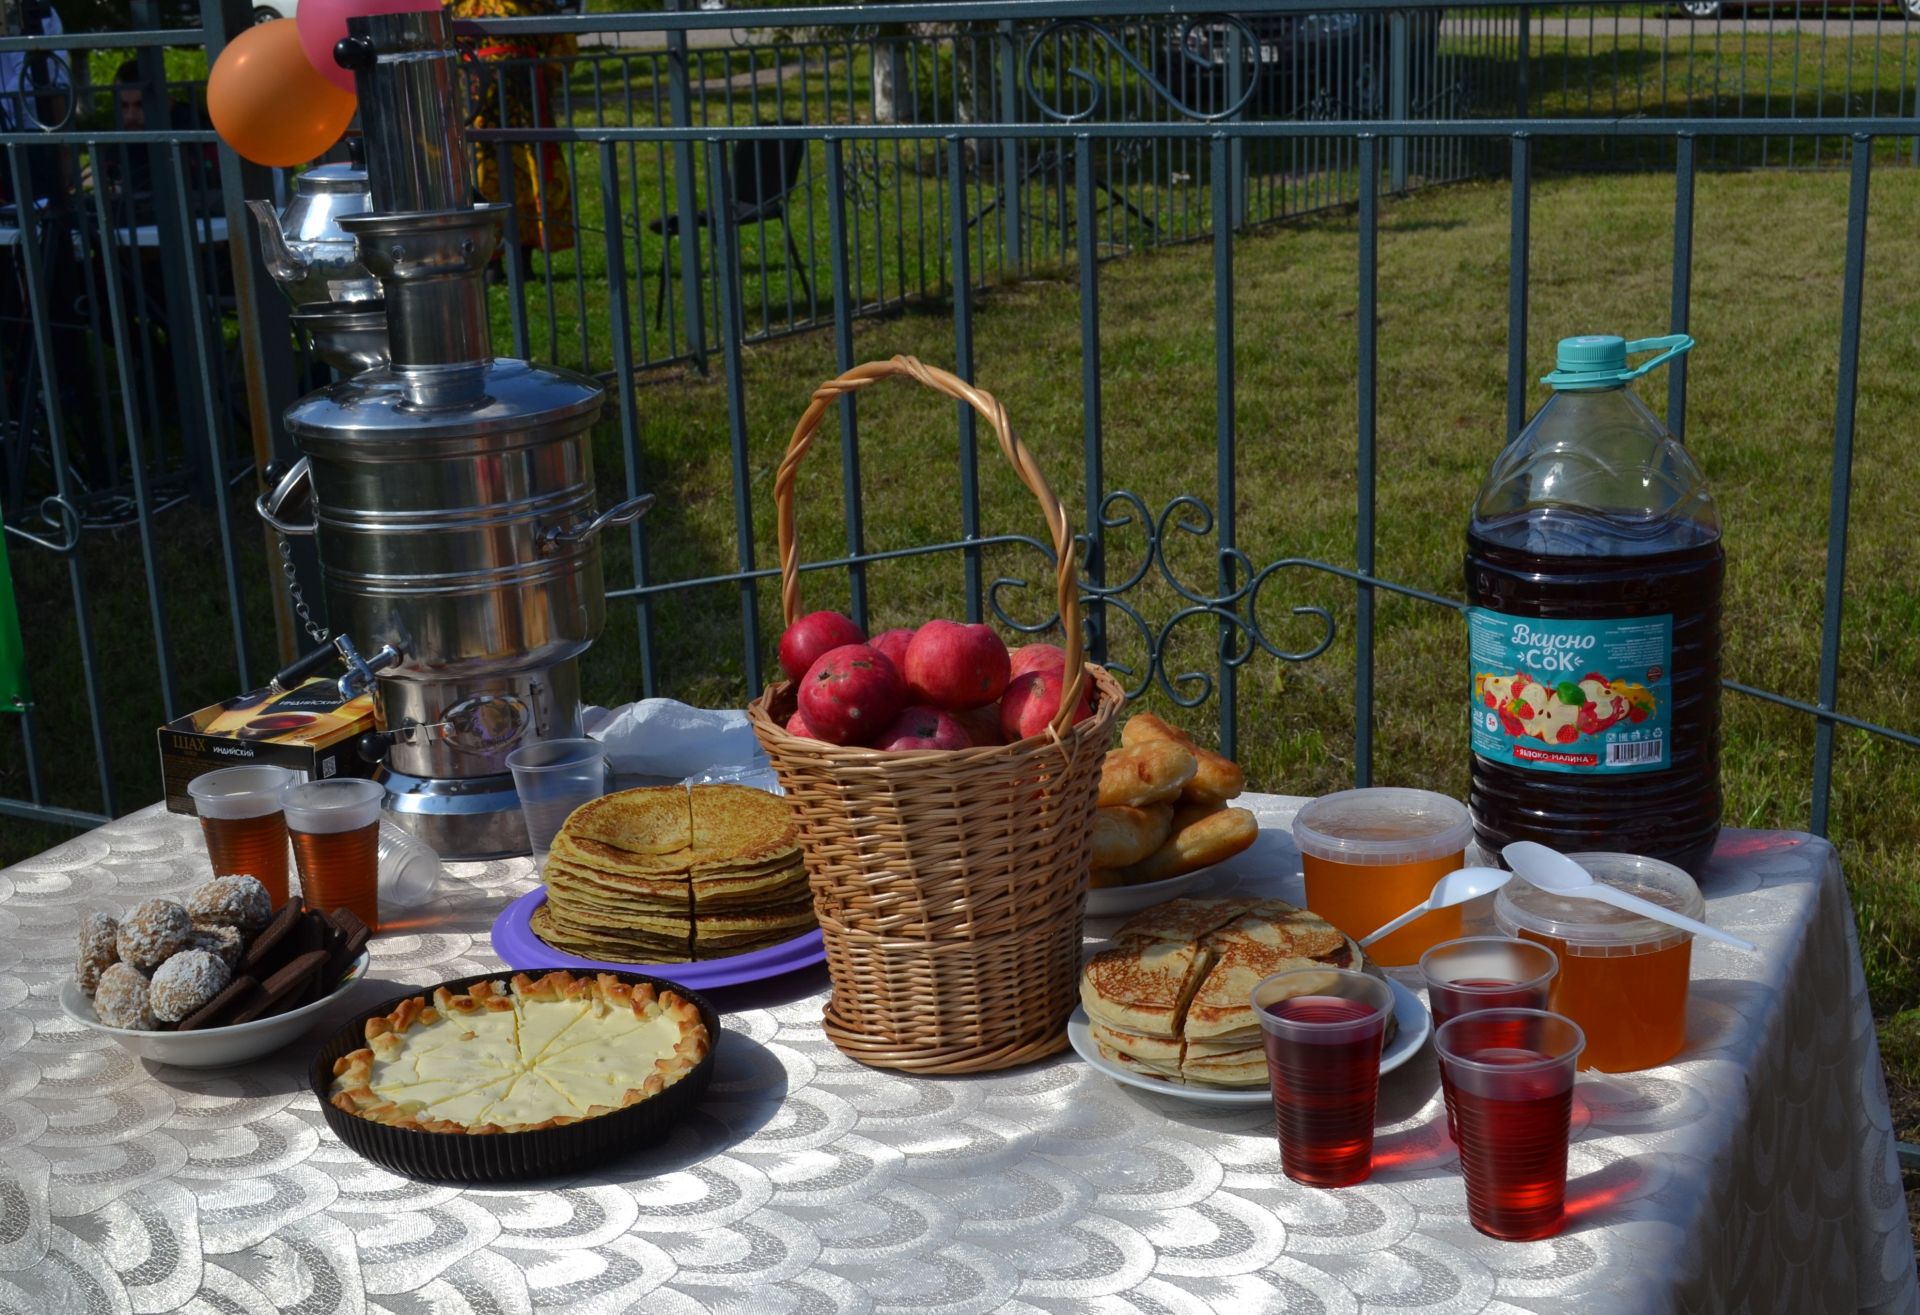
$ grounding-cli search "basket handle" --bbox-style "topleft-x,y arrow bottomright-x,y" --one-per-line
775,355 -> 1089,738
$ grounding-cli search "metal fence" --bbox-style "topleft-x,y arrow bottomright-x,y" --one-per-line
0,0 -> 1917,852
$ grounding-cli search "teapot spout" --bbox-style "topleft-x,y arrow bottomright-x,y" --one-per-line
246,199 -> 307,287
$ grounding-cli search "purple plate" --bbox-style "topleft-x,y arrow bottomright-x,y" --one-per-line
490,887 -> 826,989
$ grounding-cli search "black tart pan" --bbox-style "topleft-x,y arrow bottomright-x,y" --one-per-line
309,969 -> 719,1182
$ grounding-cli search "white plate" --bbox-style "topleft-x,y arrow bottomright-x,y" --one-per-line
1066,977 -> 1430,1105
60,950 -> 370,1069
1085,860 -> 1232,919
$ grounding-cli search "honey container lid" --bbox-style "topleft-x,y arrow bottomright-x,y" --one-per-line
1494,852 -> 1705,956
1291,788 -> 1474,868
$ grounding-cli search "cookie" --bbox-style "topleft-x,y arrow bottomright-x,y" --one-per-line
230,950 -> 328,1024
187,924 -> 244,969
321,907 -> 371,983
175,975 -> 258,1031
188,876 -> 274,935
76,912 -> 119,995
93,962 -> 155,1030
240,898 -> 304,977
116,899 -> 192,972
149,950 -> 233,1024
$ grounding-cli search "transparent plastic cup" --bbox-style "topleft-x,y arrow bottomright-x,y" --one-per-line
1434,1008 -> 1586,1241
1420,936 -> 1560,1031
1421,936 -> 1560,1143
1292,787 -> 1475,967
282,778 -> 384,931
1253,967 -> 1396,1187
187,765 -> 295,907
505,738 -> 610,867
377,823 -> 442,909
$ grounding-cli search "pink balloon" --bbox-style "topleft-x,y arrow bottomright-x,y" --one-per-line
296,0 -> 440,94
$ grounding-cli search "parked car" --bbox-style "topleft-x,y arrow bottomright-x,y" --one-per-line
1154,10 -> 1443,120
251,0 -> 294,21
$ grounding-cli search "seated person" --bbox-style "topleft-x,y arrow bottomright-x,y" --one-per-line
87,61 -> 222,204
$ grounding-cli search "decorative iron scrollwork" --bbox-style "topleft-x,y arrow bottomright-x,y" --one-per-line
985,491 -> 1338,707
1022,15 -> 1264,124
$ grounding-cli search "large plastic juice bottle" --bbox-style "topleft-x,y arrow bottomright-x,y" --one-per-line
1465,334 -> 1722,877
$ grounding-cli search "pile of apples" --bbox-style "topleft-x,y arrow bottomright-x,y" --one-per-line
777,611 -> 1093,751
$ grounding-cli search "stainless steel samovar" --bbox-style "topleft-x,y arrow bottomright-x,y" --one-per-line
254,10 -> 648,859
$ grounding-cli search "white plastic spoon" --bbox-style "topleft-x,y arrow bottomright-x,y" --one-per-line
1502,841 -> 1756,952
1357,866 -> 1513,949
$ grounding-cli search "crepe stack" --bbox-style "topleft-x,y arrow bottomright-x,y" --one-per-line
1079,896 -> 1390,1088
531,784 -> 815,962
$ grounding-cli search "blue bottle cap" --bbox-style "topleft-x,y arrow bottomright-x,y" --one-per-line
1542,334 -> 1694,390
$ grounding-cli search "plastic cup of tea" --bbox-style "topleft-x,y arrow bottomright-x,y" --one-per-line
506,738 -> 610,867
282,778 -> 384,931
377,823 -> 442,909
1292,787 -> 1475,967
1494,853 -> 1701,1073
187,764 -> 295,907
1252,966 -> 1397,1188
1420,936 -> 1560,1030
1434,1008 -> 1585,1241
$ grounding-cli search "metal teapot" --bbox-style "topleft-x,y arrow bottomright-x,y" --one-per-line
245,161 -> 381,309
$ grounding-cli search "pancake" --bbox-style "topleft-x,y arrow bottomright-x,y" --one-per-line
1110,897 -> 1258,948
687,784 -> 800,868
562,788 -> 693,856
691,863 -> 807,905
1079,896 -> 1379,1088
1088,1018 -> 1182,1065
550,830 -> 692,878
535,784 -> 819,965
1079,940 -> 1207,1041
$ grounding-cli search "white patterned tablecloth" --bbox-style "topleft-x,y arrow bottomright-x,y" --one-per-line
2,794 -> 1915,1315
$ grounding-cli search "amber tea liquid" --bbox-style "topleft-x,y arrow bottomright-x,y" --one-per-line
291,821 -> 379,930
201,811 -> 291,907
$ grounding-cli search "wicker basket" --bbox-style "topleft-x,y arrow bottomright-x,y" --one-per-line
747,356 -> 1122,1075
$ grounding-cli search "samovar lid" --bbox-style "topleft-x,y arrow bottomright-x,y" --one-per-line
295,163 -> 371,197
286,357 -> 603,453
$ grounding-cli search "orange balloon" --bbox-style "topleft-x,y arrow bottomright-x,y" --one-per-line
208,19 -> 356,168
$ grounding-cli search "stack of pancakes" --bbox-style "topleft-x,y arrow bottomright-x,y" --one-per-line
531,784 -> 814,962
1080,896 -> 1387,1088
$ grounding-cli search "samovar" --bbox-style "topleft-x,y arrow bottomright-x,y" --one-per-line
254,10 -> 647,859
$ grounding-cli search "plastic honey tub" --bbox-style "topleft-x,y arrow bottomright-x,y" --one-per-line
1293,788 -> 1475,968
1494,852 -> 1702,1072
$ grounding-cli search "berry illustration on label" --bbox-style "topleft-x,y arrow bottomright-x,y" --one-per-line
1472,670 -> 1655,747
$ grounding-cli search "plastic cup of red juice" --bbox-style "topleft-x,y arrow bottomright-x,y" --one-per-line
1420,936 -> 1559,1030
1252,967 -> 1396,1188
1434,1008 -> 1586,1240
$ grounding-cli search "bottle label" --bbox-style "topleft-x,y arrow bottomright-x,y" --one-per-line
1467,608 -> 1672,774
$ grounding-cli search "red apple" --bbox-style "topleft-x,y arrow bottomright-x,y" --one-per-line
798,644 -> 904,745
871,627 -> 917,671
784,709 -> 818,740
778,610 -> 866,684
952,703 -> 1004,749
1008,643 -> 1067,679
874,704 -> 970,752
1000,668 -> 1093,742
903,619 -> 1011,711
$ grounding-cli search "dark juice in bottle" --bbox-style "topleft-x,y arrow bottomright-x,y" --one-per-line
1466,335 -> 1722,877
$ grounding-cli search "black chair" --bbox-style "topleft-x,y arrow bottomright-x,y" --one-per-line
648,132 -> 812,329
